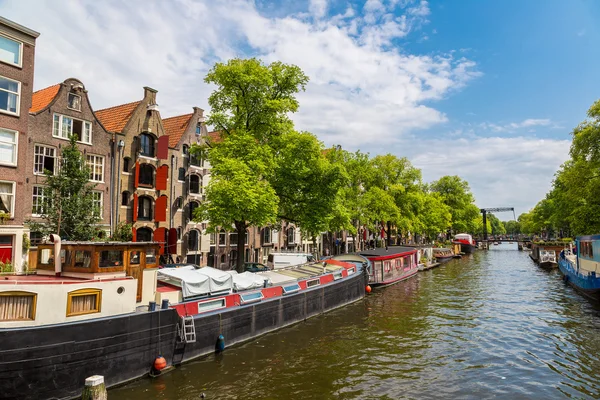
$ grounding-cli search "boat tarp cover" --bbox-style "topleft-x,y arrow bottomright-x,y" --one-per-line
225,270 -> 269,291
454,233 -> 473,244
157,266 -> 211,298
195,266 -> 234,293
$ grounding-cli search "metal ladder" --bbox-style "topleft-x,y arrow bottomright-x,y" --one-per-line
179,316 -> 196,343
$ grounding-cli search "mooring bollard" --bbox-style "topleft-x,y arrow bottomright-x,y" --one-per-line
82,375 -> 107,400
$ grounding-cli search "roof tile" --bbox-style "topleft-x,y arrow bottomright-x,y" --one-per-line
163,113 -> 193,148
95,101 -> 141,133
30,84 -> 61,113
207,131 -> 224,145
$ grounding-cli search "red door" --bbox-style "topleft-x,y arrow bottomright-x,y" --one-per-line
0,235 -> 13,264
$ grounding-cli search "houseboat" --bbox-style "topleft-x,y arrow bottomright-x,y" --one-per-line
433,247 -> 454,263
354,246 -> 419,288
558,235 -> 600,300
0,237 -> 366,400
538,250 -> 557,269
453,233 -> 476,254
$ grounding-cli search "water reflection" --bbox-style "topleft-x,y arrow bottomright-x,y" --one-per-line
112,244 -> 600,399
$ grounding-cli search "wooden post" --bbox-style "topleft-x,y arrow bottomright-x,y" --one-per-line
82,375 -> 107,400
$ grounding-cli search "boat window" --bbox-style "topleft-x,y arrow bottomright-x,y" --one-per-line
67,288 -> 101,316
130,250 -> 141,265
283,283 -> 300,295
347,267 -> 355,275
74,250 -> 92,268
306,278 -> 320,288
240,291 -> 264,304
146,248 -> 157,265
39,248 -> 54,265
99,250 -> 123,268
60,249 -> 72,267
333,270 -> 343,280
197,298 -> 226,313
0,291 -> 37,321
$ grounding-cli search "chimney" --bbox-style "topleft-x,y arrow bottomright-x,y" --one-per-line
143,86 -> 158,104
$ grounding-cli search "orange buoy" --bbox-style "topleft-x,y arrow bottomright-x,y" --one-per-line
154,356 -> 167,371
366,285 -> 372,293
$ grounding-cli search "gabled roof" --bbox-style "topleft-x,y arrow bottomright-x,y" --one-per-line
163,113 -> 193,148
207,130 -> 224,145
30,84 -> 61,113
95,101 -> 141,133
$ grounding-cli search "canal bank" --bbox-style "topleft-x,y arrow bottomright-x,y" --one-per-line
112,243 -> 600,399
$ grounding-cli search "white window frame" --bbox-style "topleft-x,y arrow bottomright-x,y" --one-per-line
0,75 -> 20,116
0,128 -> 18,167
92,191 -> 102,217
32,185 -> 49,217
67,93 -> 81,111
0,33 -> 23,67
52,113 -> 92,144
0,180 -> 16,218
33,144 -> 56,175
86,154 -> 104,183
197,298 -> 226,313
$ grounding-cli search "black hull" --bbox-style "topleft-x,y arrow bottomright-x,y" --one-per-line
0,272 -> 365,400
538,261 -> 557,269
460,243 -> 476,254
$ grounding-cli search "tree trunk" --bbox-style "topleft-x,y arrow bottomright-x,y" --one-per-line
235,220 -> 247,273
387,221 -> 392,247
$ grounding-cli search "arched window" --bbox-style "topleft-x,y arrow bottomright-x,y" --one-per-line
189,201 -> 199,221
139,163 -> 154,186
136,227 -> 152,242
287,227 -> 295,244
139,133 -> 155,157
182,144 -> 189,156
188,229 -> 199,251
121,191 -> 130,206
219,229 -> 226,246
174,196 -> 183,210
262,227 -> 271,244
230,231 -> 238,247
123,157 -> 131,172
189,175 -> 200,194
138,196 -> 153,221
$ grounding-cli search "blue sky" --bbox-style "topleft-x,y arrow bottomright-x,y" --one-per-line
2,0 -> 598,217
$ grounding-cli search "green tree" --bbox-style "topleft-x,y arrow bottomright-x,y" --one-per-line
430,176 -> 479,234
28,135 -> 101,240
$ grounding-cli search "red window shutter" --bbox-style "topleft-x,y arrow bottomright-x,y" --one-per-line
132,193 -> 138,222
157,136 -> 169,160
155,195 -> 167,222
168,228 -> 178,255
134,161 -> 140,189
156,165 -> 168,191
132,226 -> 137,242
154,227 -> 166,255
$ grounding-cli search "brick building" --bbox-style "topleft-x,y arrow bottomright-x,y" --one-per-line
27,78 -> 113,238
0,17 -> 39,273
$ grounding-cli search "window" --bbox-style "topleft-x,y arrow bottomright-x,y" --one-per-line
230,232 -> 238,247
67,93 -> 81,111
0,76 -> 19,115
196,123 -> 201,135
262,228 -> 271,244
188,230 -> 199,251
139,164 -> 153,187
121,191 -> 130,206
32,186 -> 51,216
129,250 -> 141,265
197,298 -> 226,313
245,230 -> 249,245
287,227 -> 295,244
182,145 -> 189,156
34,144 -> 56,174
240,291 -> 263,305
39,248 -> 54,265
0,291 -> 36,321
136,227 -> 152,242
0,34 -> 22,67
306,278 -> 320,288
53,114 -> 92,144
146,248 -> 157,264
92,191 -> 102,217
190,153 -> 201,167
210,233 -> 216,246
0,181 -> 15,217
178,167 -> 185,181
139,133 -> 155,157
177,227 -> 182,240
174,196 -> 182,210
0,128 -> 17,166
66,288 -> 101,317
86,155 -> 104,182
190,175 -> 200,194
30,231 -> 44,246
123,157 -> 131,172
99,250 -> 123,268
74,250 -> 92,268
189,201 -> 199,221
138,197 -> 152,221
219,230 -> 226,246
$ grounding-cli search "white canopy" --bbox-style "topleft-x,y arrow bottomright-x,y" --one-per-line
195,266 -> 234,293
454,233 -> 474,244
157,266 -> 211,298
225,270 -> 270,291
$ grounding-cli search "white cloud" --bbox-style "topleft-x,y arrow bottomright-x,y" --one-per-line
309,0 -> 328,20
479,118 -> 559,133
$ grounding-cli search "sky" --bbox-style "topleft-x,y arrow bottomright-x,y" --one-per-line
3,0 -> 600,218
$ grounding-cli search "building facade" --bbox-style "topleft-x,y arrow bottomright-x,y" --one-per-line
0,17 -> 39,273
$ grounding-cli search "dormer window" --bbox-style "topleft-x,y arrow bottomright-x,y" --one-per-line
68,93 -> 81,111
139,133 -> 155,157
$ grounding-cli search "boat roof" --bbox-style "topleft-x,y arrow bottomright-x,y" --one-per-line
356,246 -> 416,261
576,235 -> 600,241
39,241 -> 158,246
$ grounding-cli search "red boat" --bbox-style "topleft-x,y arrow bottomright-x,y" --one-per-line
355,246 -> 419,288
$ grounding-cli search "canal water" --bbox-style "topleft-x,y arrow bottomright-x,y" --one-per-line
111,244 -> 600,399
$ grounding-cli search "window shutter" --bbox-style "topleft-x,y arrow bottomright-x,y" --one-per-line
156,165 -> 168,191
132,193 -> 138,222
168,228 -> 177,255
157,136 -> 169,160
134,161 -> 140,189
155,195 -> 167,222
132,226 -> 137,242
154,227 -> 166,255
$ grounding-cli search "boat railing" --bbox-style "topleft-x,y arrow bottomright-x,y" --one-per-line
0,275 -> 135,285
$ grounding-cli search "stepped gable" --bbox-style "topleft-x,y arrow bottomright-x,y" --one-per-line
95,101 -> 141,133
163,113 -> 193,147
30,84 -> 61,113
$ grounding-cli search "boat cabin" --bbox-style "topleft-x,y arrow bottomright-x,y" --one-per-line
357,246 -> 418,287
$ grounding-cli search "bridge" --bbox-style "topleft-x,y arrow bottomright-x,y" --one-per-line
480,207 -> 517,242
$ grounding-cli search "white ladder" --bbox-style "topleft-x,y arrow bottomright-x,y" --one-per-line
180,316 -> 196,343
